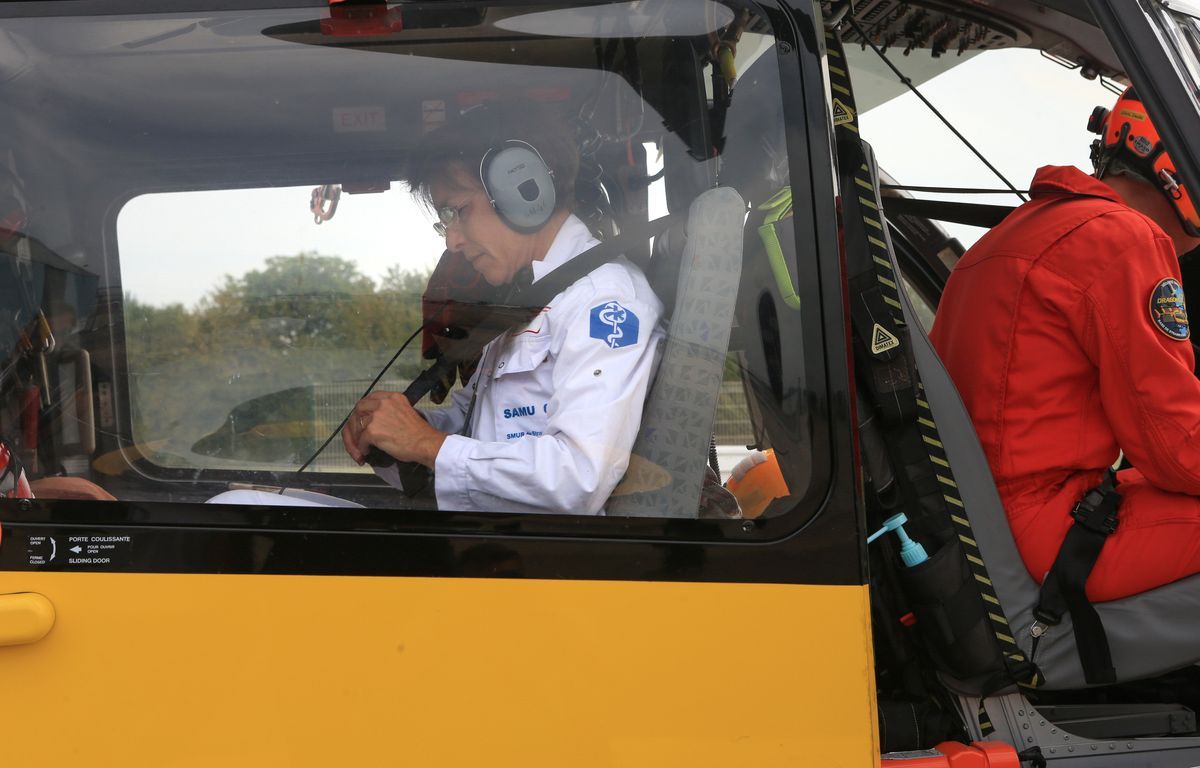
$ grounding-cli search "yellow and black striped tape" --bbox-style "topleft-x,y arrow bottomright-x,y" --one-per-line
824,28 -> 1039,700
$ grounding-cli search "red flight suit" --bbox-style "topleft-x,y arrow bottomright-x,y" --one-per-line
930,165 -> 1200,601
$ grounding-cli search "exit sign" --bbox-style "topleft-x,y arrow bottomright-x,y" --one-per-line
332,106 -> 387,133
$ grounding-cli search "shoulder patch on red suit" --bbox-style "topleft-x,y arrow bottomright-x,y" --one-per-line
1150,277 -> 1190,340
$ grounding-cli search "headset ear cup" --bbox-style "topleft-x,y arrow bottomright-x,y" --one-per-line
480,140 -> 556,233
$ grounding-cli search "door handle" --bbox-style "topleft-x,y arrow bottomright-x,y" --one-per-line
0,593 -> 55,647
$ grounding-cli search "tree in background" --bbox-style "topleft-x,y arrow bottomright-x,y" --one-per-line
125,252 -> 432,465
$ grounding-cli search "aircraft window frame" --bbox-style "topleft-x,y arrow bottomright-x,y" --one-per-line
1160,7 -> 1200,105
0,0 -> 837,543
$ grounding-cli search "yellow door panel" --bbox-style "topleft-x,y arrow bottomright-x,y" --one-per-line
0,574 -> 877,767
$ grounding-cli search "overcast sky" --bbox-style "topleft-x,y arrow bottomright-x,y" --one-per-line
117,47 -> 1116,308
860,47 -> 1116,245
117,184 -> 445,307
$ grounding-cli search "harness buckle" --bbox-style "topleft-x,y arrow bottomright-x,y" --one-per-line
1070,495 -> 1118,535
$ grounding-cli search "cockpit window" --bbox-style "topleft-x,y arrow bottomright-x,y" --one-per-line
118,185 -> 440,474
0,1 -> 826,523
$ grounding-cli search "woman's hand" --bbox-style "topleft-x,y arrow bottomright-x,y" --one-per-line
342,391 -> 448,469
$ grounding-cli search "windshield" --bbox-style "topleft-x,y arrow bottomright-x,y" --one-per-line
0,1 -> 823,521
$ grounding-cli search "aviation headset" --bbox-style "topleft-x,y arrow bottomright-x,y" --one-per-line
1089,88 -> 1200,237
477,137 -> 557,234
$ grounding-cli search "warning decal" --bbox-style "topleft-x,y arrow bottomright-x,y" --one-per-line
871,323 -> 900,354
832,98 -> 856,126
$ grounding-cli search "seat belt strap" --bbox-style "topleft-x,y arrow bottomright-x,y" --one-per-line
1033,469 -> 1121,685
402,214 -> 672,410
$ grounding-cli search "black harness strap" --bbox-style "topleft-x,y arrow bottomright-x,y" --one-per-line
397,215 -> 673,414
507,216 -> 670,312
1033,469 -> 1122,685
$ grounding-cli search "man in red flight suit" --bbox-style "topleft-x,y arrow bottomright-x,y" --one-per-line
930,89 -> 1200,602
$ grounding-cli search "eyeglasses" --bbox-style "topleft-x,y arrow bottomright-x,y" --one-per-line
433,203 -> 467,237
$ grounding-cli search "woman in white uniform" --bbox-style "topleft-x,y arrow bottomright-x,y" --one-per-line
342,102 -> 664,515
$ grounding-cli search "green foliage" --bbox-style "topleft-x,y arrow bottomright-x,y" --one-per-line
125,252 -> 432,466
124,296 -> 195,362
380,264 -> 432,295
191,251 -> 422,353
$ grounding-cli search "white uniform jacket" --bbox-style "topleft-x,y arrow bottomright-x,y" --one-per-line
377,214 -> 664,515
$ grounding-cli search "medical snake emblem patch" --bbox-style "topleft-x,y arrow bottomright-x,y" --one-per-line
1150,277 -> 1190,341
589,301 -> 640,348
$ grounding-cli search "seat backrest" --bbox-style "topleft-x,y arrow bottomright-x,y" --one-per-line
607,186 -> 745,518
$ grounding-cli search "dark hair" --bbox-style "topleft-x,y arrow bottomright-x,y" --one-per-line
404,99 -> 579,213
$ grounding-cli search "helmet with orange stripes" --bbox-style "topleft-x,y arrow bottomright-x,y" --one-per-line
1089,87 -> 1200,237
